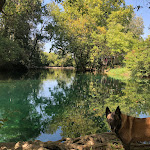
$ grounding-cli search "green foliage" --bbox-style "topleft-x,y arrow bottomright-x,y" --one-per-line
0,36 -> 25,67
106,23 -> 134,55
0,0 -> 146,73
46,0 -> 144,71
41,52 -> 74,67
0,0 -> 46,69
125,36 -> 150,77
0,0 -> 6,12
46,0 -> 134,71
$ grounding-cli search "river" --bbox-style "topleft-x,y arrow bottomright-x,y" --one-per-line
0,69 -> 150,142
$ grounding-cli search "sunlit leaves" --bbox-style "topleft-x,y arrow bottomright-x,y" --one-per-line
125,37 -> 150,77
40,51 -> 74,67
106,23 -> 134,55
46,0 -> 131,71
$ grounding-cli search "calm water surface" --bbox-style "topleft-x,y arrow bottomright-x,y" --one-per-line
0,69 -> 150,142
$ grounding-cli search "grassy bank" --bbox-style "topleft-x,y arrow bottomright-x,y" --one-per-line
105,67 -> 131,81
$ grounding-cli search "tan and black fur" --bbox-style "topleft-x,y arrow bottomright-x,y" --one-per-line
106,106 -> 150,150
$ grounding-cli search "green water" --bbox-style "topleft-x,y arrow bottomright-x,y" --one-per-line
0,69 -> 150,142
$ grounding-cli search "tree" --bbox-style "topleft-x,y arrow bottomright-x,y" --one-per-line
91,6 -> 135,68
106,8 -> 134,55
40,51 -> 74,67
0,0 -> 46,69
127,14 -> 144,38
125,36 -> 150,77
0,36 -> 26,71
46,0 -> 139,71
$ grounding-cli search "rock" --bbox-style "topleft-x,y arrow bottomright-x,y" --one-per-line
1,133 -> 150,150
14,142 -> 22,149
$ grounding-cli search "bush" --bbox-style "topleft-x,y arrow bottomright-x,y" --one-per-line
125,37 -> 150,77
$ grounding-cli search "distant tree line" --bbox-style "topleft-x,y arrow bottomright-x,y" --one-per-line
40,52 -> 75,67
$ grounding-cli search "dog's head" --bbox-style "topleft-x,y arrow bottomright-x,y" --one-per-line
106,106 -> 122,133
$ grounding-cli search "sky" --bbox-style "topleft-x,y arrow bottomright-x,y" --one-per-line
43,0 -> 150,52
125,0 -> 150,39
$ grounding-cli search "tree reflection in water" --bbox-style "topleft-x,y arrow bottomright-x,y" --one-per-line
0,69 -> 150,142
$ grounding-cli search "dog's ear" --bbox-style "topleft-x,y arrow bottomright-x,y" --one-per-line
115,106 -> 121,115
106,107 -> 111,117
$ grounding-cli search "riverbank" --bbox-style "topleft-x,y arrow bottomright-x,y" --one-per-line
1,132 -> 150,150
0,133 -> 121,150
43,66 -> 75,70
104,67 -> 131,81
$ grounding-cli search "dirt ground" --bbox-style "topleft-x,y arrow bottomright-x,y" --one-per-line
1,132 -> 150,150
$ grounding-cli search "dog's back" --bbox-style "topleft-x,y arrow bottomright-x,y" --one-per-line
118,114 -> 150,144
106,106 -> 150,150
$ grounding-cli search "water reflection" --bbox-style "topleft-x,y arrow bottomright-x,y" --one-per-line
0,71 -> 45,142
0,69 -> 150,142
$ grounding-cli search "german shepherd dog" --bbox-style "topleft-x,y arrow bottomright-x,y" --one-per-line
106,106 -> 150,150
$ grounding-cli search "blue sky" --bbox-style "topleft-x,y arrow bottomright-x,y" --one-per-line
125,0 -> 150,39
43,0 -> 150,52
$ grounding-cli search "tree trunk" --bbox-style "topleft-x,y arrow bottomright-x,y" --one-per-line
75,59 -> 87,72
0,0 -> 6,12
